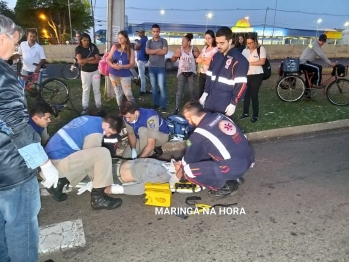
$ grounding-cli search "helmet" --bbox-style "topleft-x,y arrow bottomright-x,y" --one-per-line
331,64 -> 346,77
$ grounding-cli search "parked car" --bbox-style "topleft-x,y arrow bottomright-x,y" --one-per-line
131,43 -> 178,71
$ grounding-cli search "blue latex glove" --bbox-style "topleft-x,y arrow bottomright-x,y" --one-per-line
131,148 -> 137,159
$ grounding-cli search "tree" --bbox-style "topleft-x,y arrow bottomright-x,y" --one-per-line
14,0 -> 93,44
0,1 -> 16,22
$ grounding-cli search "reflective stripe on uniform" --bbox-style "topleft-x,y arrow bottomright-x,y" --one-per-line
103,138 -> 119,143
184,164 -> 196,178
206,70 -> 212,76
209,76 -> 247,86
194,128 -> 231,159
57,129 -> 81,151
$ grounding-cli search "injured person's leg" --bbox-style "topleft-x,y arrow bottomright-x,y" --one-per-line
107,158 -> 171,195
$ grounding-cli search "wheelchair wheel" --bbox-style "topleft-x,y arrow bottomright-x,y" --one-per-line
40,78 -> 70,105
276,75 -> 305,102
61,63 -> 80,80
326,78 -> 349,106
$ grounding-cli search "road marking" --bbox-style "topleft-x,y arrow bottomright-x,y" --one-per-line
39,219 -> 86,254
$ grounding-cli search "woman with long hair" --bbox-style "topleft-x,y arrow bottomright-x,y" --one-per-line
195,30 -> 218,97
240,34 -> 266,123
75,33 -> 101,114
235,34 -> 246,53
171,33 -> 200,115
107,30 -> 135,109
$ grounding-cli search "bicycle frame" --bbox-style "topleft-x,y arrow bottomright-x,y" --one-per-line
302,70 -> 337,95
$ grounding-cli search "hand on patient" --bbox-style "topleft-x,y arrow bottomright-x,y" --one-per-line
131,148 -> 137,159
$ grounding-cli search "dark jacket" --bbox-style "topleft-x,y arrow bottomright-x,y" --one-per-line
0,59 -> 44,191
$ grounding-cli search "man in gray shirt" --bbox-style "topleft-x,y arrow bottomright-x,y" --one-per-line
146,24 -> 168,113
299,34 -> 336,88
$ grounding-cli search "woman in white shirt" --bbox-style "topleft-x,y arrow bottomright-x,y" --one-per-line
196,30 -> 218,97
241,35 -> 266,123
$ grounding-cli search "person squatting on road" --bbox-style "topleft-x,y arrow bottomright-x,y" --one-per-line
121,101 -> 170,159
0,14 -> 60,262
172,100 -> 255,198
199,26 -> 249,117
44,114 -> 123,210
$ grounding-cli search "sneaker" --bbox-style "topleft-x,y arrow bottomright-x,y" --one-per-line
152,105 -> 160,110
173,108 -> 179,115
161,107 -> 167,113
250,117 -> 258,123
146,90 -> 152,94
208,181 -> 238,198
239,114 -> 249,120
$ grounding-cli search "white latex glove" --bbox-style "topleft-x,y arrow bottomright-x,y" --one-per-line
225,103 -> 236,116
199,92 -> 208,106
169,172 -> 180,187
77,181 -> 93,195
40,160 -> 59,188
131,148 -> 137,159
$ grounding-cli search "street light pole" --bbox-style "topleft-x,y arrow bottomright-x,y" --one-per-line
316,19 -> 322,38
160,9 -> 165,30
206,13 -> 213,31
68,0 -> 73,42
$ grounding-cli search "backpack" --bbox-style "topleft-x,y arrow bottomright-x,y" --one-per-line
257,46 -> 271,80
98,52 -> 109,76
165,115 -> 195,140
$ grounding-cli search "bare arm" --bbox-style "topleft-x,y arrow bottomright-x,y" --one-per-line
249,58 -> 266,66
139,137 -> 156,157
128,133 -> 137,149
146,48 -> 161,55
156,47 -> 168,56
171,47 -> 181,62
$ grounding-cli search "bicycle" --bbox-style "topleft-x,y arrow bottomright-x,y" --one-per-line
276,62 -> 349,106
21,66 -> 77,117
61,57 -> 81,80
61,55 -> 149,88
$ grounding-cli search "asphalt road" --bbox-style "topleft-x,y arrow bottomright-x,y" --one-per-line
39,128 -> 349,262
46,58 -> 349,79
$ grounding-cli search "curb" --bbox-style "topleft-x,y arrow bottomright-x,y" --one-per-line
245,119 -> 349,141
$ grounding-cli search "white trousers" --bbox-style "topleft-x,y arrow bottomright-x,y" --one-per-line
81,69 -> 101,109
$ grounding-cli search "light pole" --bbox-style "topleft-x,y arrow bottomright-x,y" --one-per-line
67,0 -> 73,42
345,22 -> 349,44
206,13 -> 213,31
316,18 -> 322,38
160,9 -> 165,30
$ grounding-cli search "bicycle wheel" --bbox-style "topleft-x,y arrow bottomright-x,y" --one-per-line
276,75 -> 305,102
40,78 -> 70,105
61,63 -> 80,80
326,78 -> 349,106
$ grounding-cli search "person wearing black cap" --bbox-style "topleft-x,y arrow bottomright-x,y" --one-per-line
134,27 -> 151,95
299,34 -> 336,90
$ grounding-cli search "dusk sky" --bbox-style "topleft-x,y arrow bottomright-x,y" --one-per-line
6,0 -> 349,31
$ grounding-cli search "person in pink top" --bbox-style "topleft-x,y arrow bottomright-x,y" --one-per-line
196,30 -> 218,97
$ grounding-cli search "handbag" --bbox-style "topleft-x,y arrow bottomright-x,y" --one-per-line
98,52 -> 109,76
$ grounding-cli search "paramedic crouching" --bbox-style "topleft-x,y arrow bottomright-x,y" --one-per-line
121,101 -> 169,159
173,100 -> 254,198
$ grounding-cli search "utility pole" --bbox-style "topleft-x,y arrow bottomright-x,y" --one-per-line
68,0 -> 73,42
90,0 -> 96,44
271,0 -> 278,44
261,7 -> 268,45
